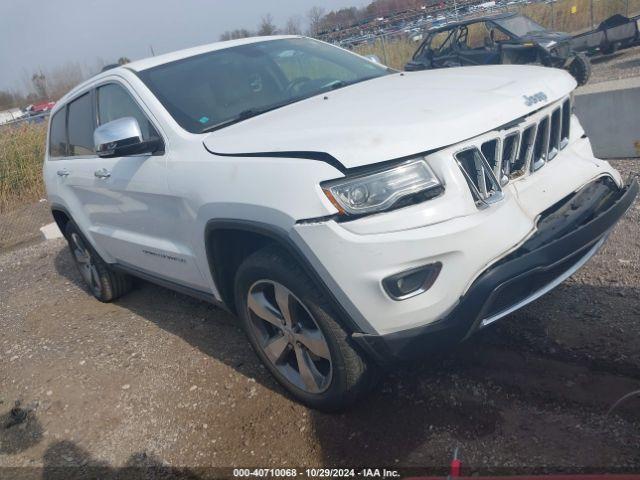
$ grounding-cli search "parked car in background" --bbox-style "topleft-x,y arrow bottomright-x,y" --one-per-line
44,36 -> 636,410
25,101 -> 56,117
406,13 -> 592,85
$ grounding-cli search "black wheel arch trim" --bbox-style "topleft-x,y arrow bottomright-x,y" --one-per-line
49,203 -> 74,239
204,218 -> 366,335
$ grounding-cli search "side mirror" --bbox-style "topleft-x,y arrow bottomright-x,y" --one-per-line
364,54 -> 382,65
94,117 -> 162,158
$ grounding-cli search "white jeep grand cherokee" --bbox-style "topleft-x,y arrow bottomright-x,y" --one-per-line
44,36 -> 637,411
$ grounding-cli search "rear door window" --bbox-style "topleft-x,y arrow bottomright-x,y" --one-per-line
48,108 -> 67,158
67,93 -> 96,156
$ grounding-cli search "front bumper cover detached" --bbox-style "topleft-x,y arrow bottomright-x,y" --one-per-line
353,176 -> 639,365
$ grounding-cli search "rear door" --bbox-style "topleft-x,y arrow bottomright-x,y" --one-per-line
50,91 -> 103,247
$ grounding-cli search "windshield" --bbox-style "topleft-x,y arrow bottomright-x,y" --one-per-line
492,15 -> 547,37
138,38 -> 391,133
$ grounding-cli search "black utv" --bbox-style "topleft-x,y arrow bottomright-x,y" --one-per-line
406,13 -> 592,85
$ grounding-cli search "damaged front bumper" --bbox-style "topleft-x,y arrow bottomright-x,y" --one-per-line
353,176 -> 638,365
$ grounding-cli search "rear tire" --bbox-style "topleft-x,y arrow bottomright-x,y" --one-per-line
568,53 -> 591,86
64,221 -> 133,303
234,245 -> 377,411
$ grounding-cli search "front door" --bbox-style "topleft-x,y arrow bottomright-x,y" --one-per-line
56,81 -> 207,291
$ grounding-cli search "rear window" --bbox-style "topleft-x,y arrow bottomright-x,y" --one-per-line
67,93 -> 95,156
48,108 -> 67,158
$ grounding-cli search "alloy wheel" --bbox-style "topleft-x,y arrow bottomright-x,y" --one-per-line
247,280 -> 332,394
70,233 -> 102,297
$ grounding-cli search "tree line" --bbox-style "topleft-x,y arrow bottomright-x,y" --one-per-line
220,0 -> 432,40
0,57 -> 130,112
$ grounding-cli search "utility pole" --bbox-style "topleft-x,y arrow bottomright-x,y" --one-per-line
590,0 -> 594,30
453,0 -> 459,21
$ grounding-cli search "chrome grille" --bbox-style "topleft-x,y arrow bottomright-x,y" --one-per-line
531,116 -> 549,172
514,125 -> 536,177
455,96 -> 573,208
561,99 -> 571,148
455,148 -> 503,208
500,132 -> 520,183
481,139 -> 500,171
549,107 -> 562,161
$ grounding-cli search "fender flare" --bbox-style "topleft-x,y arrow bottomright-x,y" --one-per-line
204,218 -> 365,335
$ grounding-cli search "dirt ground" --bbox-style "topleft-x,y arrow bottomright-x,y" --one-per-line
1,158 -> 638,478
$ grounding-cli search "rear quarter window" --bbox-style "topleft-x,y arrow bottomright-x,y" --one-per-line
48,108 -> 67,158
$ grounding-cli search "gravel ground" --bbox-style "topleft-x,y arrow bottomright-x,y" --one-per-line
0,159 -> 638,478
0,201 -> 53,253
589,44 -> 640,85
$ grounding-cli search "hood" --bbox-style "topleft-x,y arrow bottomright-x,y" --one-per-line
204,65 -> 576,169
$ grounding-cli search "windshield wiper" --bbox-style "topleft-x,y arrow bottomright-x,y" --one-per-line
200,107 -> 268,134
200,76 -> 384,134
200,96 -> 316,134
323,80 -> 349,91
322,75 -> 386,93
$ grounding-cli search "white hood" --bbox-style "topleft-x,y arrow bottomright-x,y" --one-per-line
204,65 -> 576,169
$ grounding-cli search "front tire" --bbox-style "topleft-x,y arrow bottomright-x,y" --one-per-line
64,221 -> 132,303
568,53 -> 591,86
234,245 -> 377,411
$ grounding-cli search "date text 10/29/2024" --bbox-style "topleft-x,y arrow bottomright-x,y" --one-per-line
233,468 -> 401,478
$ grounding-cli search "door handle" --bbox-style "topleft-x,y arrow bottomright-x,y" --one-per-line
94,168 -> 111,179
56,169 -> 70,177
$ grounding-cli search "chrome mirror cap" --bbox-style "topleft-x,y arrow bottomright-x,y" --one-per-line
94,117 -> 143,158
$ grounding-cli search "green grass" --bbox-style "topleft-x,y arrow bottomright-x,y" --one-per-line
0,123 -> 47,212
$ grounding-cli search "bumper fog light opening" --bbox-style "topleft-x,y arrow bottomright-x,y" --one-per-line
383,262 -> 442,301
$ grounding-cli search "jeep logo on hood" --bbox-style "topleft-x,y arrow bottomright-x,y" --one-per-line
523,92 -> 548,107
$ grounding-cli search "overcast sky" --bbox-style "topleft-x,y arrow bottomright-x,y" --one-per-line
0,0 -> 372,92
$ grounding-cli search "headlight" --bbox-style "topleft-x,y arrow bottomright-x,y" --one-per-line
321,158 -> 443,216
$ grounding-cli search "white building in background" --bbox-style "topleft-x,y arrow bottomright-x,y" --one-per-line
0,108 -> 25,125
